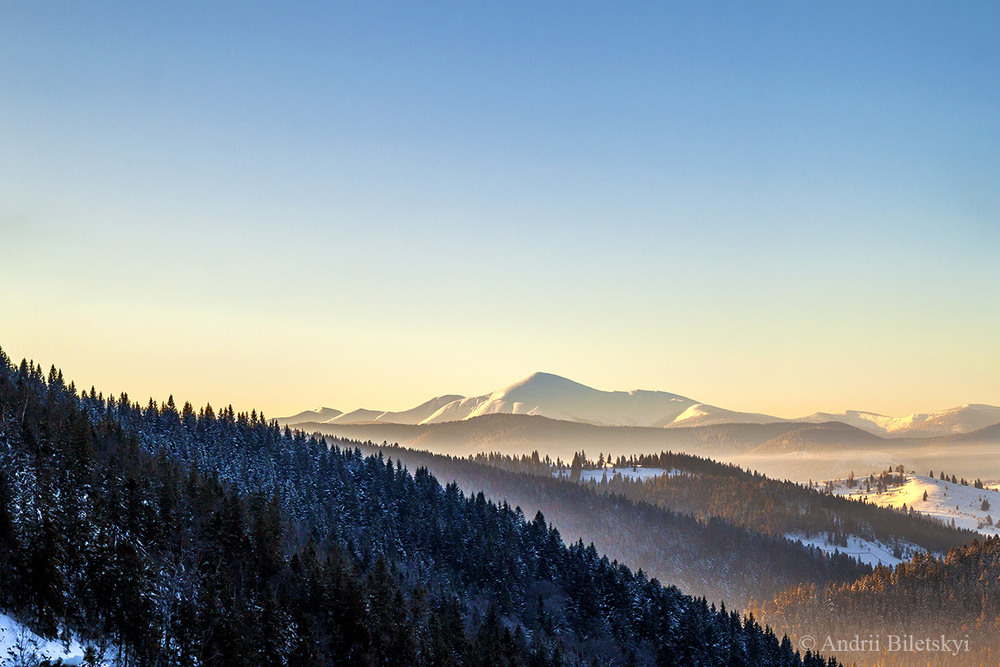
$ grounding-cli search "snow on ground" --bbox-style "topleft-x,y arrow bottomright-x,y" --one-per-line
827,473 -> 1000,536
0,612 -> 95,666
554,466 -> 679,482
785,532 -> 919,567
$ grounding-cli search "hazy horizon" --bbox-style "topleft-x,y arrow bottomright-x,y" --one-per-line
1,347 -> 995,424
273,369 -> 1000,422
3,3 -> 998,418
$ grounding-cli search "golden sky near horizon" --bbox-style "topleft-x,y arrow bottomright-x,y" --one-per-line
2,4 -> 998,419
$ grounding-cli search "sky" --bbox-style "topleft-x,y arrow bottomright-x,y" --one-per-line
2,1 -> 998,419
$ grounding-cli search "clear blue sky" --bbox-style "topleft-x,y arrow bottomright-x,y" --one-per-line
2,1 -> 998,417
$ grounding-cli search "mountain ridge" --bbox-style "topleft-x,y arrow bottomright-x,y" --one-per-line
421,371 -> 697,426
280,406 -> 342,425
279,372 -> 998,437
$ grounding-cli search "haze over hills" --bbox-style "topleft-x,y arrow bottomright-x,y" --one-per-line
279,373 -> 1000,484
797,403 -> 1000,438
292,413 -> 888,462
279,371 -> 1000,437
291,414 -> 1000,484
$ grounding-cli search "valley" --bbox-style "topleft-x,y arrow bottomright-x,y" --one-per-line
3,353 -> 997,666
281,373 -> 1000,484
7,4 -> 996,664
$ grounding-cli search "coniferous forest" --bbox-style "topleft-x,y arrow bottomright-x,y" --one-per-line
428,448 -> 976,554
0,347 -> 838,665
591,452 -> 976,554
371,449 -> 1000,665
347,443 -> 872,608
6,2 -> 995,665
751,536 -> 1000,667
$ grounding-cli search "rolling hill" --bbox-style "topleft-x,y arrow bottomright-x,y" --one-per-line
291,412 -> 892,461
0,348 -> 842,666
279,406 -> 342,425
324,395 -> 465,425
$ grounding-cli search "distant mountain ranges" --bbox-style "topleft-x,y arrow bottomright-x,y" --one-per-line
279,373 -> 1000,453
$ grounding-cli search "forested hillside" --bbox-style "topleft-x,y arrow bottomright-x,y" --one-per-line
0,348 -> 838,666
437,448 -> 974,554
754,537 -> 1000,667
349,443 -> 871,607
589,452 -> 975,554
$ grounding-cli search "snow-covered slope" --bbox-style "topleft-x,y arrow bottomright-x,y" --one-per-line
829,473 -> 1000,535
798,404 -> 1000,438
667,403 -> 783,428
421,372 -> 698,427
325,408 -> 384,424
375,395 -> 465,425
278,375 -> 998,436
784,532 -> 920,567
323,395 -> 465,425
0,612 -> 108,665
279,406 -> 342,425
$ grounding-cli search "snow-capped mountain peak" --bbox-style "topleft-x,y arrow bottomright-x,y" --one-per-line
797,403 -> 1000,438
277,374 -> 999,437
420,372 -> 698,427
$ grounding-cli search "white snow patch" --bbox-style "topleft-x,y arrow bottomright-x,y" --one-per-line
668,403 -> 781,427
0,612 -> 105,666
785,533 -> 918,567
798,404 -> 1000,437
827,473 -> 1000,535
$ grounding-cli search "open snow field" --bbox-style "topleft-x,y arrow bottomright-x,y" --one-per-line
0,612 -> 99,666
784,532 -> 920,567
828,473 -> 1000,535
